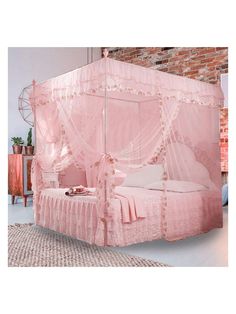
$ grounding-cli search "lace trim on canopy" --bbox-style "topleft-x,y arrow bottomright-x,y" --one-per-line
31,157 -> 44,202
148,128 -> 219,185
148,100 -> 181,165
32,75 -> 223,109
30,57 -> 223,109
158,94 -> 168,239
94,153 -> 116,245
58,122 -> 84,171
167,130 -> 219,184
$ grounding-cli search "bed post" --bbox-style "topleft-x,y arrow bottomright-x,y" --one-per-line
31,79 -> 37,222
103,49 -> 108,245
32,80 -> 36,154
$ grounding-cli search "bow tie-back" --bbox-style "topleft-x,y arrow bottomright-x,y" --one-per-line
95,153 -> 117,220
95,153 -> 117,167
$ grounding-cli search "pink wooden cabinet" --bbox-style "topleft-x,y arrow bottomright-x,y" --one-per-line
8,154 -> 33,207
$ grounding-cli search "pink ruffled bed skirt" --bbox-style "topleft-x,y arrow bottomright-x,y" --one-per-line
34,188 -> 223,247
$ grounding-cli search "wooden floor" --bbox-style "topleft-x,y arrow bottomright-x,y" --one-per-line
8,198 -> 228,267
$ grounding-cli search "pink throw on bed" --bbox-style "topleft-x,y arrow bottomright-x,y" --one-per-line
115,192 -> 146,223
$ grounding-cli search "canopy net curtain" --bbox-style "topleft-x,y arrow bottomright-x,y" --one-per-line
30,56 -> 224,246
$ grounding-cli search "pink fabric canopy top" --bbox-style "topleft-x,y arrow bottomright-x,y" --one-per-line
30,56 -> 224,245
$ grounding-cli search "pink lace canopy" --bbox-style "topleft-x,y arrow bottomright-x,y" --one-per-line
30,56 -> 224,224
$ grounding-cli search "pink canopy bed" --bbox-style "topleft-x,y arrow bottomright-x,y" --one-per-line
30,51 -> 224,246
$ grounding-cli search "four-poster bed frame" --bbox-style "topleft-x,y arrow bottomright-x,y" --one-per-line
28,50 -> 224,246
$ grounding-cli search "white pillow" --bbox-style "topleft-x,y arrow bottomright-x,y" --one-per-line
112,170 -> 127,186
122,164 -> 164,188
145,180 -> 208,193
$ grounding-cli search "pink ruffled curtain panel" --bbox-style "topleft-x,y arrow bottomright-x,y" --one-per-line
30,57 -> 224,244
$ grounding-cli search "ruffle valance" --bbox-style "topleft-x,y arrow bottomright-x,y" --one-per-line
31,58 -> 224,108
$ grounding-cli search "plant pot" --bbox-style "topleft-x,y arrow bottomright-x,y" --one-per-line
24,146 -> 34,155
12,145 -> 23,154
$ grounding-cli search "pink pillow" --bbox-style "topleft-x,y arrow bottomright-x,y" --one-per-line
59,164 -> 87,187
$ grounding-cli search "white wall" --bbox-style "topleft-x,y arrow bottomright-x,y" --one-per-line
8,47 -> 101,152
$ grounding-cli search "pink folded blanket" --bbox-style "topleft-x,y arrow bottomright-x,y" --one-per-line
115,192 -> 146,223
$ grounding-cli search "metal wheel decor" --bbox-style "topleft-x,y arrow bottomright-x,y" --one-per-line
18,84 -> 34,127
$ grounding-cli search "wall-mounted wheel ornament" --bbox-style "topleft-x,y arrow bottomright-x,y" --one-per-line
18,84 -> 34,127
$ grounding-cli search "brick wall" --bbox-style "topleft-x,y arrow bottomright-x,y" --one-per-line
106,47 -> 228,172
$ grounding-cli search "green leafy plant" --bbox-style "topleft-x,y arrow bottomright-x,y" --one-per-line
11,137 -> 24,145
26,128 -> 32,146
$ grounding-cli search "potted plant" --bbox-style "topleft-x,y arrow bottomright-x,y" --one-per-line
11,137 -> 24,154
24,128 -> 34,155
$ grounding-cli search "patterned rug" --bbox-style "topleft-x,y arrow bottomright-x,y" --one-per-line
8,224 -> 168,267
